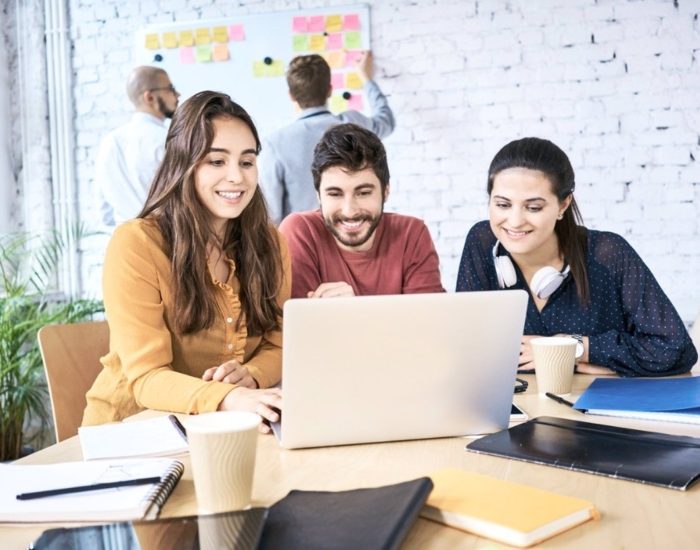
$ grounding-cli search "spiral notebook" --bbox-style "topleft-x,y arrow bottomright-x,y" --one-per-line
0,458 -> 183,523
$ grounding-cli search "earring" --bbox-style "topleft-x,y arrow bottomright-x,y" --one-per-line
557,213 -> 563,220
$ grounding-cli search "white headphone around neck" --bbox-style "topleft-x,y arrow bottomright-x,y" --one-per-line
492,241 -> 570,299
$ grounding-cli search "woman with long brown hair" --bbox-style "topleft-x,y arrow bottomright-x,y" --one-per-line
83,91 -> 288,429
456,137 -> 696,377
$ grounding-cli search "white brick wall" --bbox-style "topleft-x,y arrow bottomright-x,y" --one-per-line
6,0 -> 700,325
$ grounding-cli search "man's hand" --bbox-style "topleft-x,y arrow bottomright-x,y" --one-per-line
202,360 -> 257,388
356,50 -> 373,83
217,387 -> 283,433
307,281 -> 355,298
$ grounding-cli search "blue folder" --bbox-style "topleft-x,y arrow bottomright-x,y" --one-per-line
574,376 -> 700,422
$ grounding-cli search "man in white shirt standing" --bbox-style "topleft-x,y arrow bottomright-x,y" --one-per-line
94,66 -> 180,226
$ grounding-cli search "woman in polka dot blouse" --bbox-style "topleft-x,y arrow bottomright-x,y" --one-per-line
456,137 -> 697,377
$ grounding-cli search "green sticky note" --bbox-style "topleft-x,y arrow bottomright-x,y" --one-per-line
292,34 -> 309,52
344,31 -> 361,49
196,44 -> 212,62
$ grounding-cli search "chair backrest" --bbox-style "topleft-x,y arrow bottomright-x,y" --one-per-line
691,311 -> 700,374
38,321 -> 110,442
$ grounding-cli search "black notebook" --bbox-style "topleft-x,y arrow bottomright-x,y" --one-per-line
466,416 -> 700,491
258,477 -> 434,550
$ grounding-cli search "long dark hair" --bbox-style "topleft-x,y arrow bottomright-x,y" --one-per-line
139,91 -> 283,336
487,137 -> 589,305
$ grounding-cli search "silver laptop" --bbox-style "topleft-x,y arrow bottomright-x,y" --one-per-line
274,290 -> 528,449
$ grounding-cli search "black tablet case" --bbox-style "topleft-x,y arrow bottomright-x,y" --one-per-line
466,416 -> 700,491
258,477 -> 434,550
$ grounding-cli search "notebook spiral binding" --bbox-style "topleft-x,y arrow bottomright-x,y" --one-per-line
144,460 -> 185,517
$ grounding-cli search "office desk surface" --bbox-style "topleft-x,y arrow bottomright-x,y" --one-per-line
4,374 -> 700,549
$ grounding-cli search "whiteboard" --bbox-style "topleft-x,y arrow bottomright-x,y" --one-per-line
135,5 -> 371,139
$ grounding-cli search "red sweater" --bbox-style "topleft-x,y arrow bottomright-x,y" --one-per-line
279,210 -> 445,298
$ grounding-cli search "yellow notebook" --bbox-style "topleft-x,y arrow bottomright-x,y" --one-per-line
422,469 -> 599,548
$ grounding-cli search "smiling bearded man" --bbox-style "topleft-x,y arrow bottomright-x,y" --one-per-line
278,123 -> 445,299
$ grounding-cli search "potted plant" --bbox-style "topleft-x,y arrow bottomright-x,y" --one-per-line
0,231 -> 103,461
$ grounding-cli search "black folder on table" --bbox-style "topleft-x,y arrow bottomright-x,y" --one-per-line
258,477 -> 434,550
466,416 -> 700,491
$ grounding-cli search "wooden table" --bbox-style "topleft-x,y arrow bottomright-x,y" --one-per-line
4,374 -> 700,549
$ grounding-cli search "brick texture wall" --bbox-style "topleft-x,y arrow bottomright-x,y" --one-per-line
13,0 -> 700,324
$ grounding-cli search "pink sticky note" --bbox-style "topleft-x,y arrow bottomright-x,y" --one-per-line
179,47 -> 195,64
292,16 -> 307,32
308,15 -> 324,32
348,94 -> 364,111
229,24 -> 245,41
343,14 -> 360,30
345,50 -> 363,67
330,73 -> 344,90
326,32 -> 343,50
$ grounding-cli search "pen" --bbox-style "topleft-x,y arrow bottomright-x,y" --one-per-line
545,392 -> 577,409
169,414 -> 188,442
16,476 -> 162,501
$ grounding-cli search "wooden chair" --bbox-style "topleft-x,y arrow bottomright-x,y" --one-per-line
37,321 -> 109,442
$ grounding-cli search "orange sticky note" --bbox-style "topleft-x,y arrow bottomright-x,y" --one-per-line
325,50 -> 345,69
212,44 -> 230,61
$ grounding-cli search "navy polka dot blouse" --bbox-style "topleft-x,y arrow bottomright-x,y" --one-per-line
456,221 -> 698,377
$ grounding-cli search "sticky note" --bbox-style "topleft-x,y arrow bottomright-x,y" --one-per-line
179,30 -> 194,47
195,28 -> 211,45
331,73 -> 344,90
330,94 -> 347,113
325,50 -> 345,69
345,72 -> 363,89
309,34 -> 325,52
345,50 -> 363,67
162,32 -> 178,49
292,16 -> 307,32
229,24 -> 245,41
343,14 -> 360,30
326,32 -> 343,50
344,31 -> 361,49
293,34 -> 309,52
145,33 -> 160,49
348,94 -> 364,111
179,47 -> 195,64
196,44 -> 212,62
326,14 -> 342,33
212,26 -> 228,43
308,15 -> 324,32
253,60 -> 285,77
212,44 -> 230,61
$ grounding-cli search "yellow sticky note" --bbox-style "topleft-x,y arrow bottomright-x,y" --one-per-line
162,32 -> 178,49
293,34 -> 309,52
345,72 -> 363,89
212,26 -> 228,43
326,14 -> 343,33
330,94 -> 347,113
212,44 -> 230,61
309,34 -> 325,52
324,50 -> 345,69
179,30 -> 194,47
195,28 -> 211,45
253,60 -> 284,77
145,33 -> 160,50
196,44 -> 212,62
